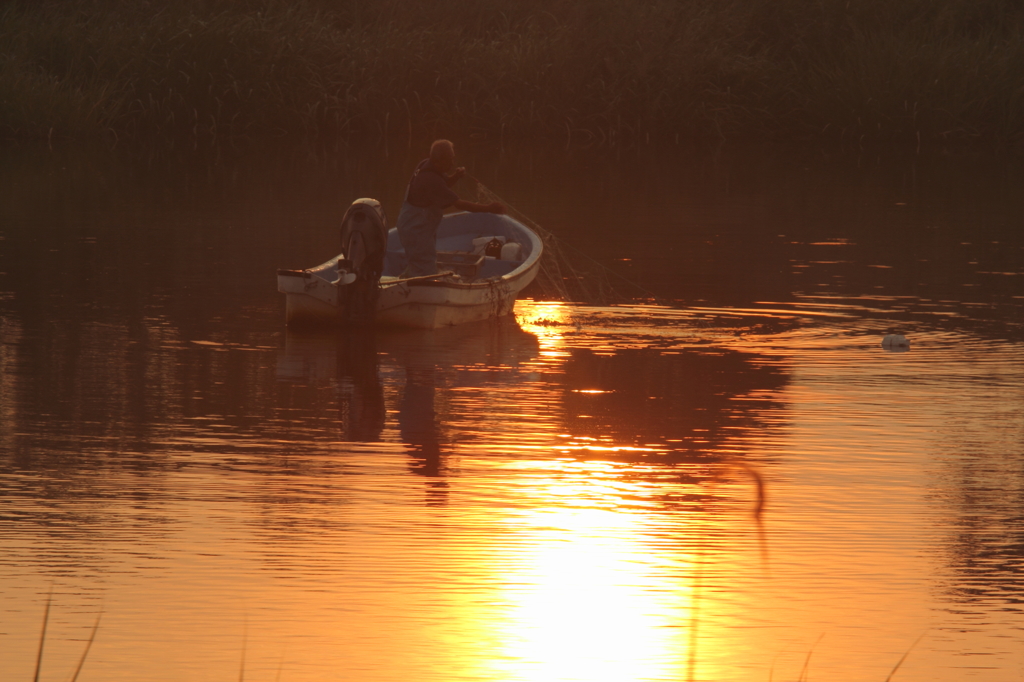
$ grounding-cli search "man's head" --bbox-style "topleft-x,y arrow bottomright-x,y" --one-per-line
429,139 -> 455,172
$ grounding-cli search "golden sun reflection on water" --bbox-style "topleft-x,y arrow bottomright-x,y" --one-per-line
483,460 -> 700,682
515,300 -> 574,354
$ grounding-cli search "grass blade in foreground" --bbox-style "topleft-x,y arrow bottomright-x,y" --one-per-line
33,590 -> 52,682
885,632 -> 926,682
69,611 -> 103,682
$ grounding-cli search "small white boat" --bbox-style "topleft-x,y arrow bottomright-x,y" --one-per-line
278,198 -> 543,329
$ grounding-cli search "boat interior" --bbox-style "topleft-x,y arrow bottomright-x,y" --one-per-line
380,213 -> 536,283
289,213 -> 538,287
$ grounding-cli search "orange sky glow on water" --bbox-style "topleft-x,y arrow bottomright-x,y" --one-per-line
2,297 -> 1024,681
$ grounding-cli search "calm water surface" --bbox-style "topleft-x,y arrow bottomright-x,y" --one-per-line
2,143 -> 1024,681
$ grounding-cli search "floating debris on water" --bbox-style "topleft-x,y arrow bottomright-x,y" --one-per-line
882,333 -> 910,351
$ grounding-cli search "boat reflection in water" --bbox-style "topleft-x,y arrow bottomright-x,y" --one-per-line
277,328 -> 387,442
277,318 -> 541,502
382,320 -> 541,504
277,304 -> 789,509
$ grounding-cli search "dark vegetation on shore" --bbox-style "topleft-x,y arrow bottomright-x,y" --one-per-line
3,0 -> 1024,156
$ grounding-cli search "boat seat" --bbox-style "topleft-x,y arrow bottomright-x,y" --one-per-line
436,251 -> 485,280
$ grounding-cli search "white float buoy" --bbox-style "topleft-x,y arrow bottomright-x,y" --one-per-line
881,334 -> 910,352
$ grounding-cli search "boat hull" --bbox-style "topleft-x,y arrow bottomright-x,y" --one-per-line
375,268 -> 534,328
278,212 -> 542,330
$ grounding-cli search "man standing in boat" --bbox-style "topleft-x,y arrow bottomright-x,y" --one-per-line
397,139 -> 505,277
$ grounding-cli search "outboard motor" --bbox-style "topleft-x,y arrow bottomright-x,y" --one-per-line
338,198 -> 388,324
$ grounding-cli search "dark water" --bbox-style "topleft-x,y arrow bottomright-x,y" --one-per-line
2,141 -> 1024,681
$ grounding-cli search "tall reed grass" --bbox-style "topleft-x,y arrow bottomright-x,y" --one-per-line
3,0 -> 1024,154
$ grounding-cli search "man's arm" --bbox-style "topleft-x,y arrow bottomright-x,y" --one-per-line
445,167 -> 466,186
452,199 -> 506,214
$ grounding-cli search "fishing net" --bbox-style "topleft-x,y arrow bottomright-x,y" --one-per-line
471,178 -> 658,306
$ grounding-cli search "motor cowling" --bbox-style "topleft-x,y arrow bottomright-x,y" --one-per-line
340,198 -> 389,281
338,198 -> 388,325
